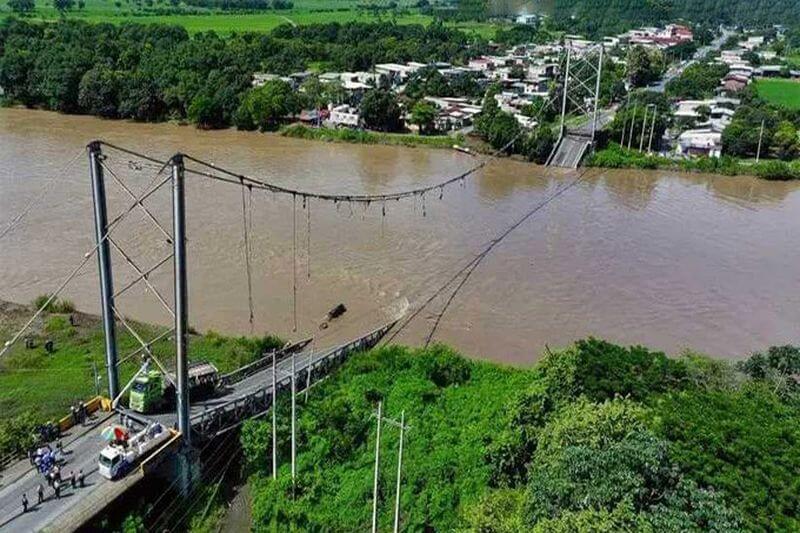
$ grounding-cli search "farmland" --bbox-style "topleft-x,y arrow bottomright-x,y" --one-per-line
0,0 -> 505,36
755,78 -> 800,110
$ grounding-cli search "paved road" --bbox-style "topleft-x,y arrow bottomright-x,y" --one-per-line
0,414 -> 115,532
649,29 -> 734,93
140,342 -> 335,430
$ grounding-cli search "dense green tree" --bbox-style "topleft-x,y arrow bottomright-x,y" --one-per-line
8,0 -> 35,14
236,80 -> 299,131
508,63 -> 526,80
524,125 -> 556,164
626,45 -> 665,87
486,111 -> 521,153
409,100 -> 437,134
606,91 -> 671,151
78,66 -> 121,118
187,93 -> 226,129
773,121 -> 799,160
650,384 -> 800,531
359,89 -> 401,132
665,61 -> 729,99
118,71 -> 165,121
53,0 -> 74,12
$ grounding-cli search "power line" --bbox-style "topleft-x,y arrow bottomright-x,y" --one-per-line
385,168 -> 592,347
0,149 -> 84,242
0,168 -> 171,358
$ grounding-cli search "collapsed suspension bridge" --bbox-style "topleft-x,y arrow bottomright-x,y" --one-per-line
0,138 -> 592,532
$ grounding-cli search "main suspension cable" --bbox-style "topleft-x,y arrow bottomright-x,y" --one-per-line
423,169 -> 591,347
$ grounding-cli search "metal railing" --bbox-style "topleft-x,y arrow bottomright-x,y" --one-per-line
218,338 -> 311,388
192,322 -> 394,437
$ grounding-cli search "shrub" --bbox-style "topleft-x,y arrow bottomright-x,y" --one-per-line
414,344 -> 472,387
32,294 -> 75,313
540,338 -> 688,402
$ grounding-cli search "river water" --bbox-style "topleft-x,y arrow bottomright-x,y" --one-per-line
1,108 -> 799,364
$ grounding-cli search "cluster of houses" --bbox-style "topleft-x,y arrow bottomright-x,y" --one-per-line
675,31 -> 799,158
252,43 -> 568,133
250,21 -> 696,135
603,24 -> 694,50
250,22 -> 797,162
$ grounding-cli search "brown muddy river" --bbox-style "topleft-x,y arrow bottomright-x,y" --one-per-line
1,108 -> 799,364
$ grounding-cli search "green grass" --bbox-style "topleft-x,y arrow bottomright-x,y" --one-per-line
281,124 -> 465,150
755,78 -> 800,110
0,0 -> 505,36
0,301 -> 282,423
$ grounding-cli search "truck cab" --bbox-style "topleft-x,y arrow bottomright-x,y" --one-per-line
129,370 -> 165,413
98,446 -> 132,480
128,363 -> 219,414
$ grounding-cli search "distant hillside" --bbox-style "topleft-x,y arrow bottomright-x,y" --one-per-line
551,0 -> 800,35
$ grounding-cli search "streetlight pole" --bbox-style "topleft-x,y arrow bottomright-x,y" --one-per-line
639,104 -> 650,152
272,351 -> 277,480
392,410 -> 406,533
371,401 -> 382,533
756,119 -> 765,162
291,350 -> 296,485
648,109 -> 658,154
627,103 -> 638,150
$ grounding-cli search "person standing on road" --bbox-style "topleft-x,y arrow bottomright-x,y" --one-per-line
22,493 -> 28,513
37,483 -> 44,504
70,471 -> 76,489
78,469 -> 85,488
54,480 -> 61,499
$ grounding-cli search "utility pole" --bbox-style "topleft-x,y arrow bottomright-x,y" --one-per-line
639,104 -> 650,152
272,350 -> 277,480
591,45 -> 604,141
756,119 -> 765,162
88,141 -> 119,399
647,109 -> 657,154
171,154 -> 190,446
392,410 -> 406,533
559,46 -> 572,139
291,349 -> 296,485
371,401 -> 382,533
304,345 -> 313,403
627,104 -> 638,150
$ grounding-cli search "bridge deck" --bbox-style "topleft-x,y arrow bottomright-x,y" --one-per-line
124,323 -> 393,437
0,413 -> 119,532
0,323 -> 391,532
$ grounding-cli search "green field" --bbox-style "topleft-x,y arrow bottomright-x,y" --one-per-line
0,0 -> 504,36
755,78 -> 800,110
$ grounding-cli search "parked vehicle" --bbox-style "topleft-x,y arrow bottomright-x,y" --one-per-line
98,423 -> 170,480
129,362 -> 219,414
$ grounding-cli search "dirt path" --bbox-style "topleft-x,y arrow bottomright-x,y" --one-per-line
220,481 -> 251,533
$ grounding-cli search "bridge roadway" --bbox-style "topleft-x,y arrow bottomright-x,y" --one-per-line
124,322 -> 394,437
0,413 -> 122,532
0,323 -> 392,532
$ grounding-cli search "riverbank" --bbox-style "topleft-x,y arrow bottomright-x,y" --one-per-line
587,143 -> 800,180
0,298 -> 283,457
280,123 -> 480,152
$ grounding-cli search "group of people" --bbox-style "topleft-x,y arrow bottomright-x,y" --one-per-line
29,443 -> 62,474
71,402 -> 89,426
21,468 -> 85,513
22,441 -> 86,514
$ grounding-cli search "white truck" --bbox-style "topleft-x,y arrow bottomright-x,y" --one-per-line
98,423 -> 171,480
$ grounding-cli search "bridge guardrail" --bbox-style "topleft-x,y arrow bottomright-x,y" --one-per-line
218,338 -> 312,388
193,322 -> 394,437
